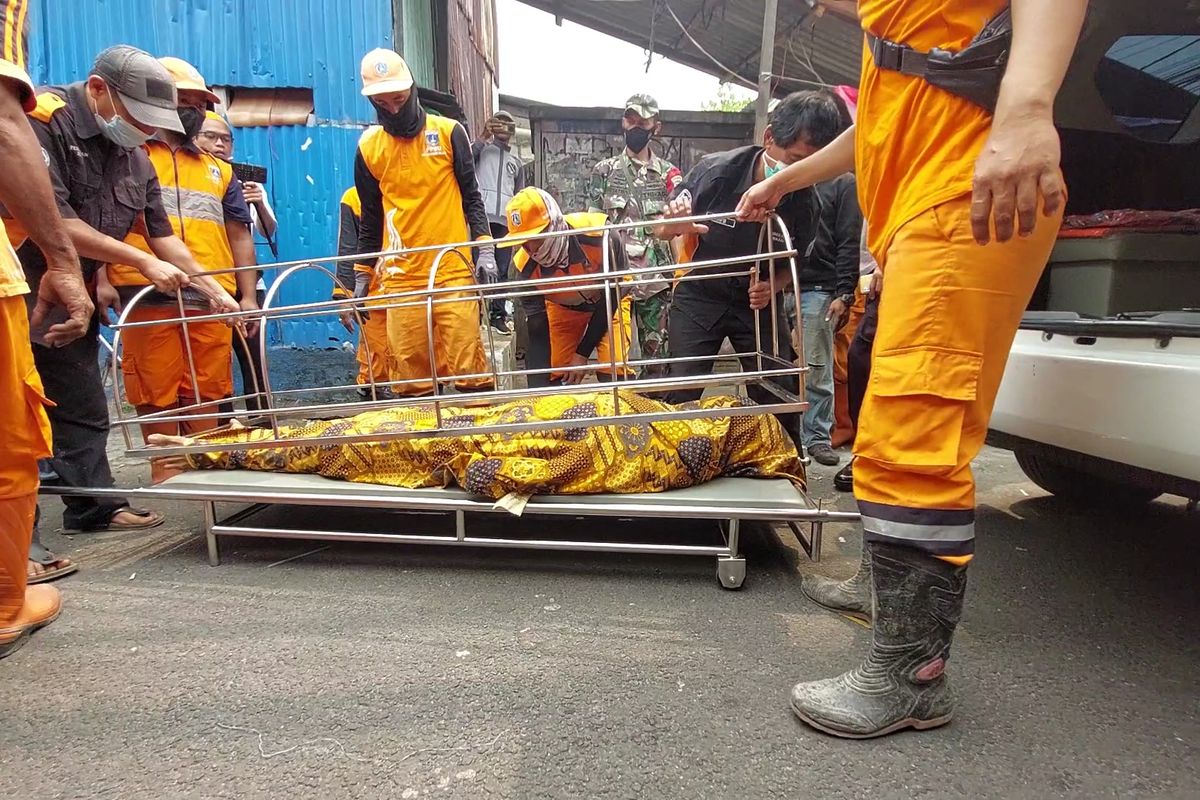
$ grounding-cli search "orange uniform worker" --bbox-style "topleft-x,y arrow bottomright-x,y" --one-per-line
738,0 -> 1087,737
498,188 -> 632,385
101,57 -> 258,467
351,49 -> 495,397
0,1 -> 93,659
334,185 -> 396,398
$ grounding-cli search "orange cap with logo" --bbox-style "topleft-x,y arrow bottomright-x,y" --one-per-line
360,48 -> 415,96
158,56 -> 220,105
497,187 -> 555,249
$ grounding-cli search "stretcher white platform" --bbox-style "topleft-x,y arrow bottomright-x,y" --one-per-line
149,471 -> 844,589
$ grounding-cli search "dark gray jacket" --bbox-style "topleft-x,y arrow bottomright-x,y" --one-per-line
471,139 -> 526,227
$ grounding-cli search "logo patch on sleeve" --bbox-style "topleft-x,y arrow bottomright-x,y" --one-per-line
423,129 -> 444,156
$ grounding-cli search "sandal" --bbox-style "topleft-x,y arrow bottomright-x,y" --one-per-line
27,538 -> 78,585
64,506 -> 165,533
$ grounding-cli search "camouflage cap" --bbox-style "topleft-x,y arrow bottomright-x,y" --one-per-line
624,93 -> 660,119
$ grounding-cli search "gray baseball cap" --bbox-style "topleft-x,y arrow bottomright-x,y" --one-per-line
92,45 -> 184,133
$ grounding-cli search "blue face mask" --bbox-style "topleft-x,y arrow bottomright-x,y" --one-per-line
763,151 -> 784,179
91,86 -> 152,149
94,109 -> 151,149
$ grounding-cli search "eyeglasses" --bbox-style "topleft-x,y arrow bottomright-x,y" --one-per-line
198,131 -> 233,145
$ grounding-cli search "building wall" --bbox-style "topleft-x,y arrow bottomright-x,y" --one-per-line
24,0 -> 462,349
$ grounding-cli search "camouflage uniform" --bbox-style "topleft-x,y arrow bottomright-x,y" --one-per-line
588,94 -> 682,380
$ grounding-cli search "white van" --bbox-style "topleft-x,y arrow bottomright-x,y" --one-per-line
989,1 -> 1200,507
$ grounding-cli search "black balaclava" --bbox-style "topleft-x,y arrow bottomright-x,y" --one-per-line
177,107 -> 205,141
373,89 -> 426,138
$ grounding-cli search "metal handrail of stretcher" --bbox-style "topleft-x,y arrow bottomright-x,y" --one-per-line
103,211 -> 812,461
39,211 -> 854,576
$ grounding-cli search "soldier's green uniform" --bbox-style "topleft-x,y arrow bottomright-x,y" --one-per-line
588,94 -> 683,380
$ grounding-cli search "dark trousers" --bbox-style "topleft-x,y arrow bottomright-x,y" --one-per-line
33,323 -> 127,530
231,288 -> 267,412
520,293 -> 554,388
846,292 -> 880,428
488,221 -> 512,322
664,298 -> 801,447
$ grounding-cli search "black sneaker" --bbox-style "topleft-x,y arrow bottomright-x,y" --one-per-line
808,443 -> 841,467
489,315 -> 513,334
37,460 -> 61,485
834,458 -> 854,492
356,386 -> 395,402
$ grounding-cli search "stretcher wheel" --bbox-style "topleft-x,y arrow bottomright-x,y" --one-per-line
717,557 -> 746,590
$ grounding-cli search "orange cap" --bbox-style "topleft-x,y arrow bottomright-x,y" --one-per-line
158,56 -> 220,105
360,48 -> 414,96
497,187 -> 554,249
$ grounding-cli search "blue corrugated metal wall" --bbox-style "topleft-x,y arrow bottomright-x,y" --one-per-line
27,0 -> 396,347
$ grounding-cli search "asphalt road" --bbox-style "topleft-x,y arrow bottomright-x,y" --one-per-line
2,442 -> 1197,799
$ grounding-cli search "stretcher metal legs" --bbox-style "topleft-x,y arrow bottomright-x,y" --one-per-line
204,501 -> 219,567
197,499 -> 759,589
788,520 -> 824,563
717,518 -> 746,590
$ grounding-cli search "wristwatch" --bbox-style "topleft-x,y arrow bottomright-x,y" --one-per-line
837,292 -> 854,306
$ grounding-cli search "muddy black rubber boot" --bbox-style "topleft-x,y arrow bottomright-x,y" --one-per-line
790,542 -> 967,738
800,542 -> 871,622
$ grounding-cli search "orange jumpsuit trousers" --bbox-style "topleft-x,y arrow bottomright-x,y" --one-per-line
356,308 -> 396,386
1,295 -> 53,627
853,194 -> 1061,557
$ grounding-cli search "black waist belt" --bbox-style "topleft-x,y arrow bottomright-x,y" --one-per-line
865,7 -> 1012,113
866,34 -> 930,78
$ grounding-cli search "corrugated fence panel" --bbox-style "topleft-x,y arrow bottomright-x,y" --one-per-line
235,125 -> 366,348
447,0 -> 497,134
400,0 -> 437,88
26,0 -> 396,347
30,0 -> 392,123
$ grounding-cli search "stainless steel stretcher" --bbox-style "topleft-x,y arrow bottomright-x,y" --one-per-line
41,212 -> 859,588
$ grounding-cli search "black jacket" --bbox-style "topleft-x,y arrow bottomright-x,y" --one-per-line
15,83 -> 174,282
803,173 -> 862,297
669,145 -> 818,330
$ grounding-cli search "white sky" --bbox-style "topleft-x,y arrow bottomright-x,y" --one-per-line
495,0 -> 756,111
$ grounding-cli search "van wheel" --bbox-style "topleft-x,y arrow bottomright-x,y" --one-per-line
1014,447 -> 1162,506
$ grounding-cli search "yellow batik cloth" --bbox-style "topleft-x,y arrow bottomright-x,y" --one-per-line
185,390 -> 804,500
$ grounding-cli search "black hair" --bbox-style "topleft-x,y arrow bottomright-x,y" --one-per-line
768,90 -> 851,149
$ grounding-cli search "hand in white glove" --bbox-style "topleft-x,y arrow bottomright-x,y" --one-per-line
340,273 -> 372,331
474,244 -> 499,284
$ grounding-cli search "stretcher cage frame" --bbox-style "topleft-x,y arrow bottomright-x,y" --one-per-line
42,212 -> 855,587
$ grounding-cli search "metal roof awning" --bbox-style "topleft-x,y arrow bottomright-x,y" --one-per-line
514,0 -> 864,94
